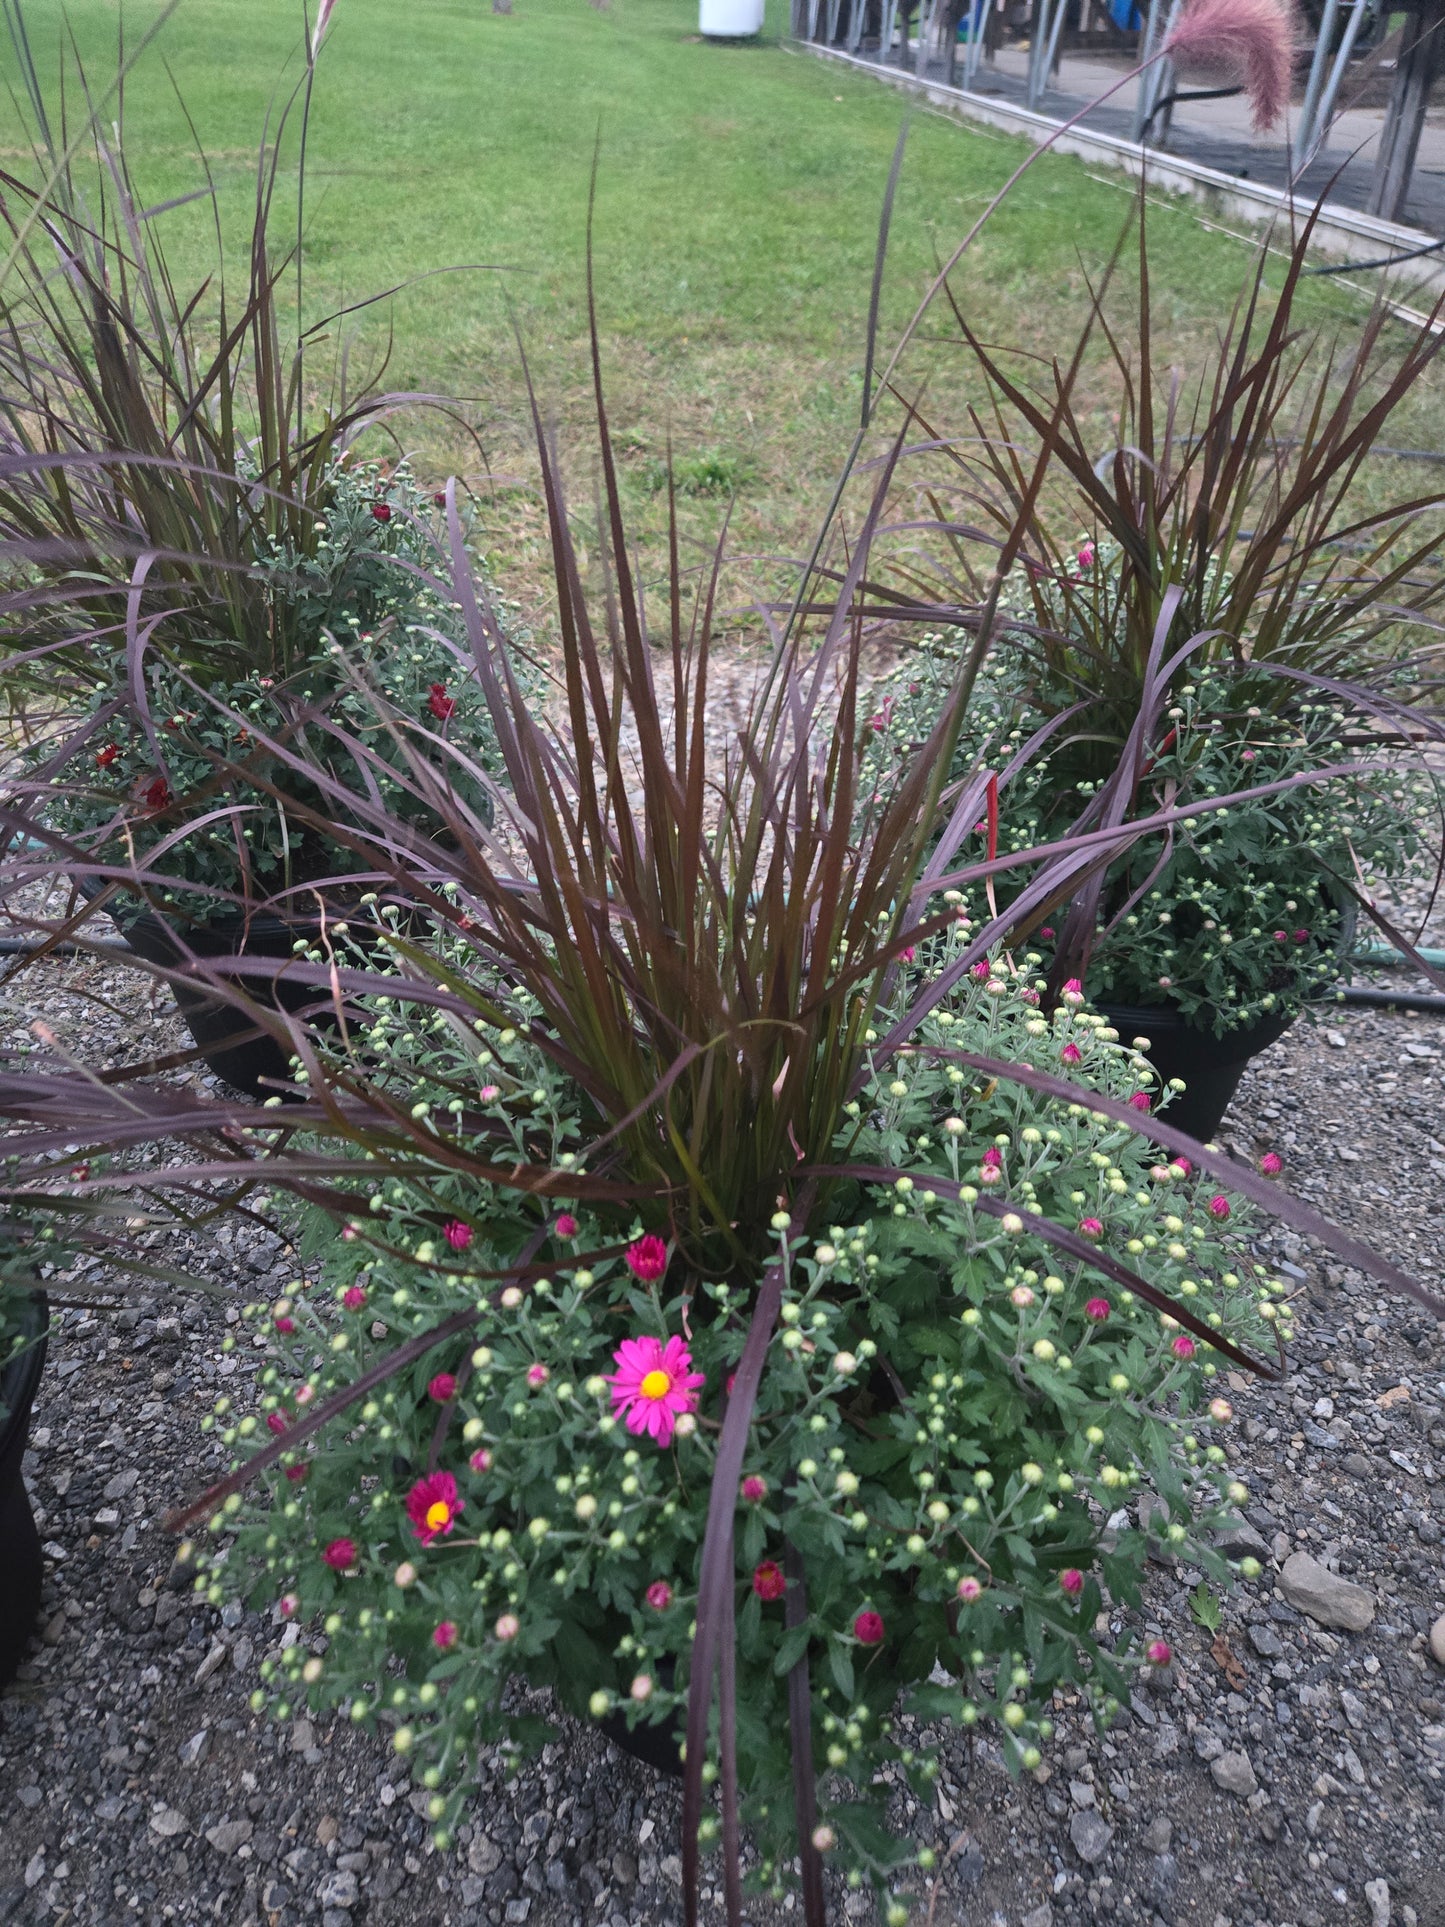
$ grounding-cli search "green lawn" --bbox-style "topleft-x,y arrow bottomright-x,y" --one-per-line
4,0 -> 1438,622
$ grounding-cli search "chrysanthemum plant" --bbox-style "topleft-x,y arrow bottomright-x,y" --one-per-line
854,199 -> 1445,1018
0,5 -> 506,932
0,2 -> 1440,1918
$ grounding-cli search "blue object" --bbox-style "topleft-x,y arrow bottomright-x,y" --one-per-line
1109,0 -> 1142,26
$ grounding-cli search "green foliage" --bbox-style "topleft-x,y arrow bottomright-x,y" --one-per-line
865,634 -> 1427,1030
199,955 -> 1281,1901
29,467 -> 512,916
1189,1582 -> 1222,1632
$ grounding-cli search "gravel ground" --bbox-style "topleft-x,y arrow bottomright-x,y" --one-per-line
2,685 -> 1444,1927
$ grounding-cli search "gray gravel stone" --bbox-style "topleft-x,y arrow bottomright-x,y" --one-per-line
1068,1810 -> 1113,1865
1209,1751 -> 1258,1799
1430,1614 -> 1445,1665
1278,1551 -> 1376,1631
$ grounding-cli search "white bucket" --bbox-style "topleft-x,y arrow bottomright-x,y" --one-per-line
699,0 -> 764,35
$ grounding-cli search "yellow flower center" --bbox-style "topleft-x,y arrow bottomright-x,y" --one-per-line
425,1500 -> 452,1531
639,1369 -> 672,1401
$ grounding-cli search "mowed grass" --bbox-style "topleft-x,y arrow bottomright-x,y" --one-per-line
4,0 -> 1442,627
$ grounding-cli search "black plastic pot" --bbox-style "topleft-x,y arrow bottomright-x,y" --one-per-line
1093,999 -> 1296,1143
89,893 -> 378,1101
0,1292 -> 49,1690
598,1654 -> 684,1776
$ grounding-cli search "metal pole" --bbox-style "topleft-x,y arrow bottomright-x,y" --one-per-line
1368,2 -> 1443,221
1041,0 -> 1069,96
1131,0 -> 1167,139
964,0 -> 994,85
1296,0 -> 1343,159
915,0 -> 936,73
1027,0 -> 1052,106
881,0 -> 900,61
846,0 -> 865,52
1298,0 -> 1369,165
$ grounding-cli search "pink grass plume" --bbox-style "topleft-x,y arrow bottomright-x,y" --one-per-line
311,0 -> 338,59
1163,0 -> 1295,132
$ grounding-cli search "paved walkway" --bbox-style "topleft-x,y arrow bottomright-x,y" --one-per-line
860,40 -> 1445,240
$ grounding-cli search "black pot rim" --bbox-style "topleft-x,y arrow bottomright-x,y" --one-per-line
0,1288 -> 49,1470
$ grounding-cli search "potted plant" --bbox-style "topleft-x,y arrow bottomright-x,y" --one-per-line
180,951 -> 1297,1913
0,44 -> 514,1095
0,1214 -> 51,1688
862,212 -> 1444,1135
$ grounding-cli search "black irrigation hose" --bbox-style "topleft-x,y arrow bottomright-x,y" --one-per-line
1138,83 -> 1242,143
1332,984 -> 1445,1013
1304,233 -> 1445,278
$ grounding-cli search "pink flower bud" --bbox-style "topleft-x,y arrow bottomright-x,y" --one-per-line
428,1372 -> 457,1402
526,1363 -> 550,1387
1059,1568 -> 1085,1597
1146,1638 -> 1172,1667
741,1475 -> 768,1503
956,1575 -> 984,1604
646,1580 -> 674,1610
1128,1090 -> 1152,1113
433,1620 -> 459,1650
443,1219 -> 473,1251
470,1448 -> 493,1473
554,1213 -> 579,1239
494,1613 -> 520,1642
1060,1042 -> 1083,1065
853,1610 -> 886,1646
342,1286 -> 367,1312
1085,1297 -> 1111,1322
1078,1217 -> 1104,1241
1207,1195 -> 1231,1220
1171,1335 -> 1196,1360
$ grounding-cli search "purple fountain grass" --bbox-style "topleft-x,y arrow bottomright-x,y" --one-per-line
1165,0 -> 1297,132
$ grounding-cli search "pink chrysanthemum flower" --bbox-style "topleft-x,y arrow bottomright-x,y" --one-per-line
1163,0 -> 1293,131
1085,1296 -> 1111,1322
526,1363 -> 550,1388
956,1575 -> 984,1604
266,1410 -> 290,1436
1061,978 -> 1085,1005
899,945 -> 916,964
428,1372 -> 457,1403
1171,1157 -> 1193,1177
433,1620 -> 459,1650
322,1538 -> 357,1572
443,1220 -> 472,1251
608,1334 -> 704,1445
1078,1217 -> 1104,1241
1259,1151 -> 1282,1177
274,1315 -> 296,1336
1077,540 -> 1096,571
1128,1090 -> 1152,1113
624,1234 -> 669,1283
646,1579 -> 674,1610
1207,1194 -> 1231,1220
554,1213 -> 579,1239
853,1610 -> 886,1646
480,1084 -> 501,1102
1059,1568 -> 1085,1597
1060,1042 -> 1083,1066
342,1286 -> 367,1312
753,1560 -> 786,1601
469,1447 -> 493,1474
279,1593 -> 300,1618
1147,1638 -> 1173,1667
741,1475 -> 768,1503
405,1471 -> 463,1546
1172,1335 -> 1197,1360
